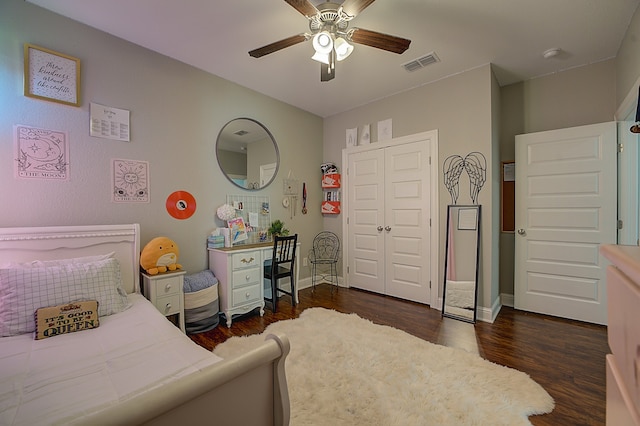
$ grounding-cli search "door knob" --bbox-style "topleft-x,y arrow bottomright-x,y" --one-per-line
517,229 -> 526,235
377,226 -> 383,232
385,226 -> 391,232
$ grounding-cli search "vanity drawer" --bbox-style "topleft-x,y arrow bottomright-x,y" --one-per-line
232,267 -> 261,288
232,283 -> 261,308
232,251 -> 260,269
608,265 -> 640,409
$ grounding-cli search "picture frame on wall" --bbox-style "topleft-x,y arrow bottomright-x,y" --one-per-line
24,44 -> 81,107
346,127 -> 358,147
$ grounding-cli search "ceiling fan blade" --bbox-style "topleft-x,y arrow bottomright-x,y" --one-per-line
341,0 -> 376,17
284,0 -> 319,18
320,63 -> 335,82
249,34 -> 307,58
349,28 -> 411,54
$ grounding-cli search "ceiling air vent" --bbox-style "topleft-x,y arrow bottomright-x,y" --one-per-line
402,52 -> 440,72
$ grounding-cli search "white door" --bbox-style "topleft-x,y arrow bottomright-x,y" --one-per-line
514,122 -> 617,325
347,140 -> 431,304
384,141 -> 431,303
260,162 -> 277,188
347,148 -> 385,294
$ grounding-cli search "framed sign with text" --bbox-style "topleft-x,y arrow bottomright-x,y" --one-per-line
24,44 -> 80,106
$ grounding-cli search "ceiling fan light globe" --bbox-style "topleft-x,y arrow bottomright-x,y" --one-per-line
334,37 -> 354,61
313,31 -> 333,54
312,51 -> 330,65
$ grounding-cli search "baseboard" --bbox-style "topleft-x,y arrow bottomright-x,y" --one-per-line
297,277 -> 312,290
477,297 -> 502,323
295,276 -> 345,292
501,293 -> 514,308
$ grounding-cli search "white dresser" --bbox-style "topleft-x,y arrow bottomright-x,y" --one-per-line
600,244 -> 640,425
208,242 -> 300,327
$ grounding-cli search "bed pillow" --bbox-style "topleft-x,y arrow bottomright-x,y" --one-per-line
34,300 -> 100,340
0,252 -> 115,269
0,258 -> 130,337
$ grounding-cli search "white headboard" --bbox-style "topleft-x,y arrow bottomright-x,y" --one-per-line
0,224 -> 140,293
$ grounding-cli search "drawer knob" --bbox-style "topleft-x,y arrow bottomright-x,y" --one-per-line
165,303 -> 172,311
165,284 -> 172,292
245,274 -> 251,281
246,292 -> 250,299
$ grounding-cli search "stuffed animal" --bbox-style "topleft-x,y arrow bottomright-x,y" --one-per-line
140,236 -> 182,275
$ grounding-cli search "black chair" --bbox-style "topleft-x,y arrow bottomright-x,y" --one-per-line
264,234 -> 298,312
309,231 -> 340,293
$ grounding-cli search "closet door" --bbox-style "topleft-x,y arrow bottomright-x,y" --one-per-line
384,141 -> 430,304
347,148 -> 385,294
346,140 -> 431,304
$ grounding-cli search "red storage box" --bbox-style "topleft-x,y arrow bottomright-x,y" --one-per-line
321,173 -> 341,189
322,201 -> 341,214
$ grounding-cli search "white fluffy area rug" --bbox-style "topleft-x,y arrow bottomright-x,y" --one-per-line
213,308 -> 554,426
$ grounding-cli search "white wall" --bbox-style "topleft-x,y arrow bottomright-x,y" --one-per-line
616,5 -> 640,108
0,0 -> 324,277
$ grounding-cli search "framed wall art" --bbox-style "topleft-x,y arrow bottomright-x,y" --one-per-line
24,44 -> 80,106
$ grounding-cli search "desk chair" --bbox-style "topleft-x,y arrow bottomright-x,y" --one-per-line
309,231 -> 340,293
264,234 -> 298,313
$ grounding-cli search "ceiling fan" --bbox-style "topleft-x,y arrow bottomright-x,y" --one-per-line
248,0 -> 411,82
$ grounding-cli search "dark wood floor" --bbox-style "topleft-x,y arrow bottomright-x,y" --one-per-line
189,284 -> 609,426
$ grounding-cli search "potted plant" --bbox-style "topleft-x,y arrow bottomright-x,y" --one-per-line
268,220 -> 289,237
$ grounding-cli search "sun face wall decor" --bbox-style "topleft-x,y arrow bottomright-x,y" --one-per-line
112,159 -> 149,203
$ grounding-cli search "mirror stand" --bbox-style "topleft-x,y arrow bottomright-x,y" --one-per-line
442,205 -> 481,323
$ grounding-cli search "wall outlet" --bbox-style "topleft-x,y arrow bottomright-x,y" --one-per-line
303,257 -> 308,267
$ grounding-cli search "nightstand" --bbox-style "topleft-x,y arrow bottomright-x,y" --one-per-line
141,270 -> 186,333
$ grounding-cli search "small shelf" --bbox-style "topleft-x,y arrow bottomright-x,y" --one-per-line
321,173 -> 340,214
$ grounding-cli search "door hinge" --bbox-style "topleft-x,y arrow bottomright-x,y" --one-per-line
429,280 -> 431,289
429,156 -> 431,165
618,219 -> 624,230
618,143 -> 624,153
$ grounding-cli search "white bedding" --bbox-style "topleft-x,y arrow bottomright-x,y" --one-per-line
0,293 -> 223,426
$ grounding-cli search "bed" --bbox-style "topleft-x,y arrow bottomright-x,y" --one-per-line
0,224 -> 290,425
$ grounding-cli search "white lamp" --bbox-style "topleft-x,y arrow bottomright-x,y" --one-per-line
313,31 -> 333,54
311,31 -> 334,64
334,37 -> 353,61
312,51 -> 330,64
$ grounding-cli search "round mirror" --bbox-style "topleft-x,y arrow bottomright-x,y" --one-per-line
216,118 -> 279,190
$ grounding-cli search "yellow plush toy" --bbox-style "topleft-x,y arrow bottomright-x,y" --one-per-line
140,236 -> 182,275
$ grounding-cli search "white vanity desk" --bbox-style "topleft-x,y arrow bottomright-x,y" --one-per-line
208,241 -> 300,327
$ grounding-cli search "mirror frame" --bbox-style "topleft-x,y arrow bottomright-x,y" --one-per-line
216,118 -> 280,191
442,204 -> 481,323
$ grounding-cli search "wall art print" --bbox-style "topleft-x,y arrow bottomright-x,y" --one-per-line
14,124 -> 69,181
112,159 -> 149,203
24,44 -> 80,106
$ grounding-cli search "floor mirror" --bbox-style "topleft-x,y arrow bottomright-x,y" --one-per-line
442,205 -> 481,323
